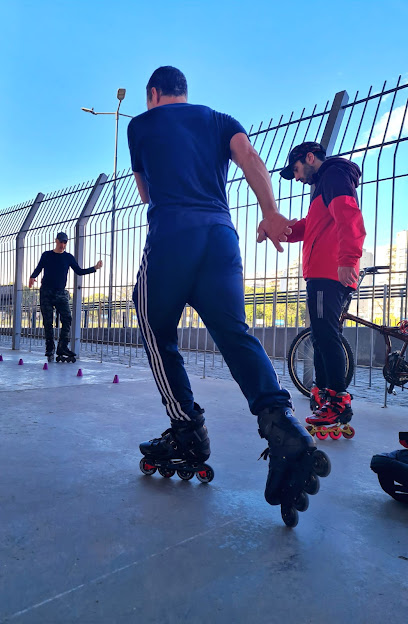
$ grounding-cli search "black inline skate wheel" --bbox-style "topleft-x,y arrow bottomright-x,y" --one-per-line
196,465 -> 214,483
158,467 -> 175,478
312,450 -> 331,478
304,473 -> 320,495
293,491 -> 309,512
56,356 -> 62,363
71,357 -> 76,363
281,505 -> 299,527
177,470 -> 194,481
139,458 -> 157,475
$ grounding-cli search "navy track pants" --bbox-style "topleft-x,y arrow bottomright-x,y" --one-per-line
133,224 -> 292,422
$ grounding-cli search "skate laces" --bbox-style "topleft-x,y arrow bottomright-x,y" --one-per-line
149,429 -> 175,444
311,386 -> 326,407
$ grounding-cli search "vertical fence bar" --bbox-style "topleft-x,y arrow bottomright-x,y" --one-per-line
72,174 -> 108,356
320,90 -> 349,155
12,193 -> 44,350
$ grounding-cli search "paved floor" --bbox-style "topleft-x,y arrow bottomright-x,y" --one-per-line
0,347 -> 407,624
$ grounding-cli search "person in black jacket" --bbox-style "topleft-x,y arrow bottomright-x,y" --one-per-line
29,232 -> 102,360
281,142 -> 366,429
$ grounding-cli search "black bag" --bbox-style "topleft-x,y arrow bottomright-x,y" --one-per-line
370,433 -> 408,503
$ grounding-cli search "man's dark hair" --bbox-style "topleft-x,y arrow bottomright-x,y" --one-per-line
146,66 -> 188,100
298,149 -> 326,164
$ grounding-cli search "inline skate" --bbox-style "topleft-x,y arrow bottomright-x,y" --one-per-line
258,407 -> 331,527
56,342 -> 77,363
45,340 -> 55,363
370,432 -> 408,503
139,404 -> 214,483
306,389 -> 355,440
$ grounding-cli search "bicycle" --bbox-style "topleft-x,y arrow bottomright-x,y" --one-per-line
287,265 -> 408,400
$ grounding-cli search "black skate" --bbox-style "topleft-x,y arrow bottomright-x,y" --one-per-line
45,341 -> 55,363
370,433 -> 408,503
258,407 -> 331,527
139,404 -> 214,483
56,343 -> 76,363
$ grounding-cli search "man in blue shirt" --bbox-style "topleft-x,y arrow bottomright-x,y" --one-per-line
29,232 -> 102,360
129,67 -> 330,522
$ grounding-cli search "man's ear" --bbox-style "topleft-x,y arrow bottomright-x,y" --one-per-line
305,152 -> 315,165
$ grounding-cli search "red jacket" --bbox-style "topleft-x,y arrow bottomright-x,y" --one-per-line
287,157 -> 366,288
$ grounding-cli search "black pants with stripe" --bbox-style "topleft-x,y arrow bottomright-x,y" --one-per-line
133,225 -> 292,423
306,278 -> 353,393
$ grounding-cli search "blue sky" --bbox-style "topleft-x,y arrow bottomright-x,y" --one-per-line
1,0 -> 407,210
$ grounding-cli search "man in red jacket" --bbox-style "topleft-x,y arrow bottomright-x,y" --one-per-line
279,142 -> 366,426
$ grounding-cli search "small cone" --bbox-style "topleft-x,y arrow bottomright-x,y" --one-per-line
43,362 -> 48,370
77,368 -> 83,377
18,358 -> 23,365
113,374 -> 119,384
0,354 -> 3,361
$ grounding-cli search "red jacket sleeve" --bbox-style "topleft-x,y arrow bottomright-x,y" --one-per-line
328,196 -> 366,266
286,218 -> 306,243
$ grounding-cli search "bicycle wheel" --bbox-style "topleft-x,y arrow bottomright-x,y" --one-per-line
287,328 -> 354,397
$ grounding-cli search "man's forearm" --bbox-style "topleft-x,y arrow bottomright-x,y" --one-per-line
240,151 -> 279,217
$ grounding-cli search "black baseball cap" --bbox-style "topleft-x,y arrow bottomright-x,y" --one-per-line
280,142 -> 326,180
56,232 -> 68,242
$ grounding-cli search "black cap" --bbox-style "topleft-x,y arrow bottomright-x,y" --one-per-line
280,142 -> 326,180
56,232 -> 68,242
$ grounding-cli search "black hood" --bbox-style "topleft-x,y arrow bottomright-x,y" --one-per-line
314,156 -> 361,188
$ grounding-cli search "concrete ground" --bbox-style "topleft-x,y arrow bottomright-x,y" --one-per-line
0,347 -> 407,624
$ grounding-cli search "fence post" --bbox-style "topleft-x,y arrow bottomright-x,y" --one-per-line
320,90 -> 349,155
12,193 -> 44,350
71,174 -> 108,357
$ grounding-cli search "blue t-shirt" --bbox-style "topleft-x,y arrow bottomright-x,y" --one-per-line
127,103 -> 247,240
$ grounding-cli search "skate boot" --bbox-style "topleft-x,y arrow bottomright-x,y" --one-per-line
370,433 -> 408,503
309,384 -> 328,413
139,403 -> 214,483
45,340 -> 55,363
258,407 -> 331,527
56,342 -> 77,363
305,389 -> 355,440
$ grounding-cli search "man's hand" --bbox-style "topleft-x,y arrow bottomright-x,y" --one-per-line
95,260 -> 103,270
338,266 -> 358,287
257,214 -> 298,252
29,277 -> 36,288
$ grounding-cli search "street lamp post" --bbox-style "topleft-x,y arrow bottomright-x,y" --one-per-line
82,89 -> 133,328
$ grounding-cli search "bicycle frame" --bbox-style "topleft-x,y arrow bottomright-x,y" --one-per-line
340,266 -> 408,368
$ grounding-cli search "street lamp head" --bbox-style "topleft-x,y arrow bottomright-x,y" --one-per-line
81,107 -> 96,114
117,88 -> 126,101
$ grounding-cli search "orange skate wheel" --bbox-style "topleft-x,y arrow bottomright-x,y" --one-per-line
329,429 -> 342,440
316,428 -> 329,440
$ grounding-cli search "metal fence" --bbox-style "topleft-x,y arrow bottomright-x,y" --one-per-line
1,75 -> 408,388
